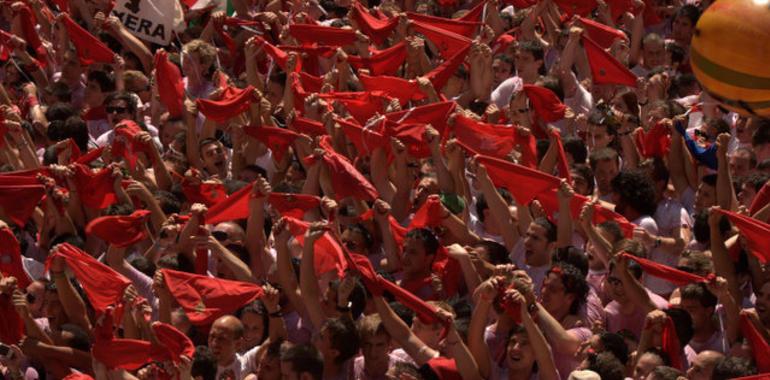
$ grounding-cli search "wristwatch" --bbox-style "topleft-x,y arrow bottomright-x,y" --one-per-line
336,301 -> 352,313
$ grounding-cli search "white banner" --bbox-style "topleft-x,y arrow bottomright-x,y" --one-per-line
112,0 -> 184,45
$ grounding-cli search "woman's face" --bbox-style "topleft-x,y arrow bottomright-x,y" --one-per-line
240,311 -> 266,350
505,332 -> 536,372
587,124 -> 613,150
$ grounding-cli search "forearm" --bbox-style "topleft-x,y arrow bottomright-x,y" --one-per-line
245,199 -> 267,279
521,310 -> 559,380
110,27 -> 153,71
710,226 -> 739,300
480,179 -> 519,249
442,214 -> 481,246
52,272 -> 92,331
445,328 -> 483,380
534,303 -> 580,354
619,269 -> 656,313
468,299 -> 492,379
371,148 -> 396,203
215,245 -> 254,282
717,152 -> 737,211
556,199 -> 573,248
299,243 -> 325,329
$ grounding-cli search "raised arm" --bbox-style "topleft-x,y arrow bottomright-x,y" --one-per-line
617,254 -> 657,314
716,133 -> 738,211
299,222 -> 329,330
372,294 -> 439,366
475,160 -> 520,251
49,253 -> 92,332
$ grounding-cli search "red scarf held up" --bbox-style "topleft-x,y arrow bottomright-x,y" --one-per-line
290,116 -> 327,137
267,193 -> 321,219
0,293 -> 24,345
61,14 -> 115,65
85,209 -> 152,248
317,91 -> 391,125
161,268 -> 264,325
349,2 -> 399,44
749,181 -> 770,218
112,120 -> 152,171
635,122 -> 671,158
716,209 -> 770,263
476,155 -> 561,204
0,227 -> 31,288
536,190 -> 636,237
17,5 -> 47,67
409,195 -> 445,229
549,129 -> 573,184
0,184 -> 45,227
71,164 -> 118,210
410,20 -> 472,60
523,85 -> 567,123
582,36 -> 637,87
739,313 -> 770,373
154,50 -> 185,118
180,177 -> 227,207
618,252 -> 709,286
452,115 -> 538,168
45,243 -> 131,314
283,216 -> 347,277
288,24 -> 357,47
303,138 -> 380,201
244,125 -> 300,163
347,42 -> 407,76
385,101 -> 457,132
406,12 -> 481,38
661,317 -> 684,370
197,85 -> 257,123
578,17 -> 627,49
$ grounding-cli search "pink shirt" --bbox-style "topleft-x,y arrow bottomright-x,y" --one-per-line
353,353 -> 398,380
552,327 -> 592,380
604,290 -> 669,339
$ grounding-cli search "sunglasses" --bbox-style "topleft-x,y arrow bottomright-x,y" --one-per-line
106,106 -> 129,114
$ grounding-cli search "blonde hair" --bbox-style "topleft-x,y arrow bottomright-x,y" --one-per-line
358,314 -> 388,341
183,39 -> 217,69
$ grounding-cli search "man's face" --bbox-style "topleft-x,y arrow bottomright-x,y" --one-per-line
492,58 -> 512,86
106,100 -> 133,126
738,182 -> 757,209
672,16 -> 694,44
401,237 -> 432,277
730,151 -> 753,178
508,92 -> 531,127
201,142 -> 227,175
514,49 -> 540,77
695,183 -> 716,212
523,223 -> 551,263
606,265 -> 627,303
160,121 -> 185,148
588,124 -> 614,150
686,353 -> 719,380
212,222 -> 244,247
361,332 -> 391,369
208,322 -> 239,364
257,352 -> 281,380
593,159 -> 619,195
44,290 -> 66,328
280,360 -> 300,380
634,353 -> 663,380
412,178 -> 438,208
680,298 -> 711,331
642,40 -> 667,69
540,272 -> 573,313
85,80 -> 106,108
314,327 -> 336,363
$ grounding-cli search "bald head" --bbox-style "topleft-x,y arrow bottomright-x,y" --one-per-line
212,315 -> 244,338
687,350 -> 724,380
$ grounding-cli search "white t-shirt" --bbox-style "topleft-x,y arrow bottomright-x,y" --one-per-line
215,345 -> 261,380
645,200 -> 693,295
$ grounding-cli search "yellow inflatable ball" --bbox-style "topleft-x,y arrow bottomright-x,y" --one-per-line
690,0 -> 770,117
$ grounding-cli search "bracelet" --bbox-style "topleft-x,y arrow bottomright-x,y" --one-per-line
268,310 -> 283,318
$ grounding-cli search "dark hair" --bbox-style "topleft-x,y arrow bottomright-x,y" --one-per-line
692,209 -> 730,243
321,317 -> 360,365
390,301 -> 414,327
517,40 -> 545,73
406,228 -> 440,256
532,217 -> 557,243
741,173 -> 769,193
571,164 -> 595,195
129,256 -> 156,279
154,190 -> 182,215
549,263 -> 589,314
237,301 -> 269,344
61,323 -> 92,352
610,170 -> 658,217
599,332 -> 629,364
664,308 -> 694,348
665,42 -> 686,67
587,352 -> 625,380
472,240 -> 511,265
651,366 -> 685,380
46,102 -> 75,122
105,91 -> 138,114
554,246 -> 588,276
191,345 -> 217,380
343,223 -> 374,253
474,189 -> 512,223
563,137 -> 588,164
198,137 -> 221,151
589,147 -> 619,171
87,70 -> 116,93
712,357 -> 757,380
680,282 -> 717,308
675,4 -> 701,26
46,81 -> 73,103
597,221 -> 624,244
280,344 -> 324,380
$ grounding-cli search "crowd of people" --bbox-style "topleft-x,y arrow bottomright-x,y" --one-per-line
0,0 -> 769,379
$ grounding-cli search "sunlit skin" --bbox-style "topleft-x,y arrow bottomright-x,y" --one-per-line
522,223 -> 554,267
694,182 -> 717,212
208,316 -> 244,367
634,352 -> 664,380
201,141 -> 228,177
240,311 -> 265,351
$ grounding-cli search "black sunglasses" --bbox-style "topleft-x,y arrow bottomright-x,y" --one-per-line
106,106 -> 129,114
